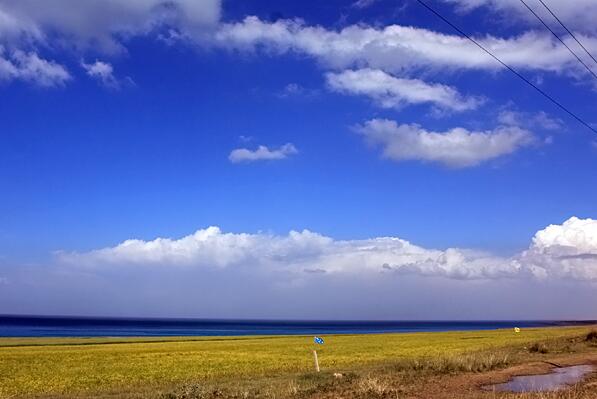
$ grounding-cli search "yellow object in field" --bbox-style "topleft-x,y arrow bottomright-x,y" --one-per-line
514,327 -> 521,333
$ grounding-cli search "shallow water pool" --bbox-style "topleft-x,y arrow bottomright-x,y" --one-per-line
486,365 -> 594,393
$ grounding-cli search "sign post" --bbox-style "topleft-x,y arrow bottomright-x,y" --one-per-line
313,336 -> 324,372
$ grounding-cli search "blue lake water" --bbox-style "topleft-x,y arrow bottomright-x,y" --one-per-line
1,316 -> 594,337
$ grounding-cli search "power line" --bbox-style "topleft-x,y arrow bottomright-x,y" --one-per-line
414,0 -> 597,135
536,0 -> 597,67
517,0 -> 597,81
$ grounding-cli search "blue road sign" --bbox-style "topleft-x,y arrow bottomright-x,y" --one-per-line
314,336 -> 324,345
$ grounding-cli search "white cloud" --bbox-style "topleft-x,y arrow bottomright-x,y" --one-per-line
0,48 -> 70,86
214,16 -> 593,75
3,4 -> 595,93
0,0 -> 221,86
355,118 -> 534,167
228,143 -> 298,163
326,68 -> 483,112
0,0 -> 222,53
57,226 -> 516,279
518,217 -> 597,280
352,0 -> 379,9
57,217 -> 597,282
442,0 -> 597,33
81,60 -> 125,89
498,109 -> 563,131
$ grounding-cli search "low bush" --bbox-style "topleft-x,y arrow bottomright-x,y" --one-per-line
585,330 -> 597,342
528,342 -> 549,353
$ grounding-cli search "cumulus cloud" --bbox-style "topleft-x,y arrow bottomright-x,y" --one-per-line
0,48 -> 70,86
518,217 -> 597,281
0,0 -> 222,53
214,16 -> 593,75
228,143 -> 298,163
56,226 -> 516,279
355,119 -> 534,167
56,217 -> 597,282
326,68 -> 483,112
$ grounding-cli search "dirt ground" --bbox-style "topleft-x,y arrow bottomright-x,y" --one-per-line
308,353 -> 597,399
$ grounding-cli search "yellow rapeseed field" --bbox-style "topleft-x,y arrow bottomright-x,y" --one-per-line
0,326 -> 593,398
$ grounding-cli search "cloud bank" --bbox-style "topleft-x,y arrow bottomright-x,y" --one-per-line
58,217 -> 597,282
3,217 -> 595,320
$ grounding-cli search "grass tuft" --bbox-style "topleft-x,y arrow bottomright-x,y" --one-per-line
356,375 -> 392,396
389,352 -> 511,374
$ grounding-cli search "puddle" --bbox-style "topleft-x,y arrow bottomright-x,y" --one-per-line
485,365 -> 594,393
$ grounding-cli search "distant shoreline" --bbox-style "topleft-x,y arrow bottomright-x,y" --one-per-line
1,315 -> 595,338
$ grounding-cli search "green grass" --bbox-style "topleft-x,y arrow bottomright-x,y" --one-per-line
0,325 -> 594,398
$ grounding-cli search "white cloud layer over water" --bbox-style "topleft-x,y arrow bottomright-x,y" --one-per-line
58,217 -> 597,282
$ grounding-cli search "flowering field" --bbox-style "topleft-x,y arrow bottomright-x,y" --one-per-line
0,326 -> 594,398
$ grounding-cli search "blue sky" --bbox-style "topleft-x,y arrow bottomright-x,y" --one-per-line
1,0 -> 596,319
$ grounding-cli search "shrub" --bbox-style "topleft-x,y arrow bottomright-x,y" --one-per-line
586,330 -> 597,342
528,342 -> 549,353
